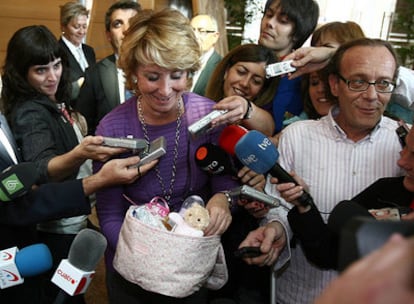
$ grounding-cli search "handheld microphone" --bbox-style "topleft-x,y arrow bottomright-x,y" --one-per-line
234,130 -> 314,207
0,243 -> 52,289
0,162 -> 39,202
51,228 -> 107,303
195,143 -> 238,176
218,124 -> 248,156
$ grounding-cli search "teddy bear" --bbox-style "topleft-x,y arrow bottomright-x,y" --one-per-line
168,203 -> 210,237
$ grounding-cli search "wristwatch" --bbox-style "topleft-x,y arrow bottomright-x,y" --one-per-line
243,98 -> 253,120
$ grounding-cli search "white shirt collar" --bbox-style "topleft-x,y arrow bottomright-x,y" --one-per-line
61,36 -> 82,54
327,105 -> 383,142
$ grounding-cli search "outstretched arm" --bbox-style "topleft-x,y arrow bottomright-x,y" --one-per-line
284,47 -> 336,79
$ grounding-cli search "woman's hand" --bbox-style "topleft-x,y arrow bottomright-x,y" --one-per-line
212,95 -> 250,125
284,46 -> 336,79
74,136 -> 128,162
211,95 -> 275,136
204,192 -> 233,236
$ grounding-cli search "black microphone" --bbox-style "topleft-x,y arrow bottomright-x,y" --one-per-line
233,130 -> 314,207
195,143 -> 238,176
51,228 -> 107,304
0,162 -> 39,202
327,200 -> 374,235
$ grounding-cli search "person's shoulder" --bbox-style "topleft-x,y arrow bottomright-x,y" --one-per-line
184,92 -> 215,108
86,55 -> 116,74
183,92 -> 216,123
284,118 -> 322,132
58,38 -> 66,46
279,118 -> 327,145
83,43 -> 95,52
98,54 -> 116,66
374,176 -> 405,187
211,51 -> 222,63
379,116 -> 400,131
14,97 -> 52,113
104,97 -> 135,117
11,99 -> 56,128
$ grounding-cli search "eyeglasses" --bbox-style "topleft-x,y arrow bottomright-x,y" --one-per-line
337,74 -> 396,93
193,28 -> 216,35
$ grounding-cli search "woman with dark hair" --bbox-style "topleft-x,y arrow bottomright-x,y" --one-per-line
205,43 -> 279,136
1,25 -> 124,303
2,26 -> 71,116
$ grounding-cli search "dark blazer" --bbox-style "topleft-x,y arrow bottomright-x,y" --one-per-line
75,54 -> 120,135
59,38 -> 96,83
192,51 -> 222,96
59,38 -> 96,101
9,96 -> 79,184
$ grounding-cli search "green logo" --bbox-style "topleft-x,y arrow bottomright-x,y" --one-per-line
2,173 -> 24,195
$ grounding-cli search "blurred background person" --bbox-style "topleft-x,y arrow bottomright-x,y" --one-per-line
59,1 -> 96,101
75,0 -> 141,135
190,14 -> 222,96
258,0 -> 319,135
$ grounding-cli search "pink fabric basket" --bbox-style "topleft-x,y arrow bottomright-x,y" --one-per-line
113,206 -> 228,298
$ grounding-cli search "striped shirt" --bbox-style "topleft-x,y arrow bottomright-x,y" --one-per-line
265,106 -> 403,303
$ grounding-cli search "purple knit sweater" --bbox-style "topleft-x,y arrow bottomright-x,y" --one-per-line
93,92 -> 239,271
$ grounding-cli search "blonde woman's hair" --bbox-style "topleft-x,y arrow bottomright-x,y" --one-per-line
119,8 -> 202,92
311,21 -> 365,46
60,1 -> 89,26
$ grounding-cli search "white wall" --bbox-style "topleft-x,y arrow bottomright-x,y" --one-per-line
317,0 -> 397,39
243,0 -> 398,44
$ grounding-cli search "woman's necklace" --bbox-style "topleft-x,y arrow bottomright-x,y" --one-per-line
137,96 -> 182,203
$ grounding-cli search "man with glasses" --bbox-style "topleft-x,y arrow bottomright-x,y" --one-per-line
238,38 -> 404,303
190,14 -> 222,96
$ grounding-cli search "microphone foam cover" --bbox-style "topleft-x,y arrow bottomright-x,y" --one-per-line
68,228 -> 107,272
234,130 -> 278,174
195,143 -> 236,175
15,243 -> 53,277
218,125 -> 248,156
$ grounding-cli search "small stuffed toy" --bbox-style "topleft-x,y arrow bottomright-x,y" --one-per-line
169,203 -> 210,237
